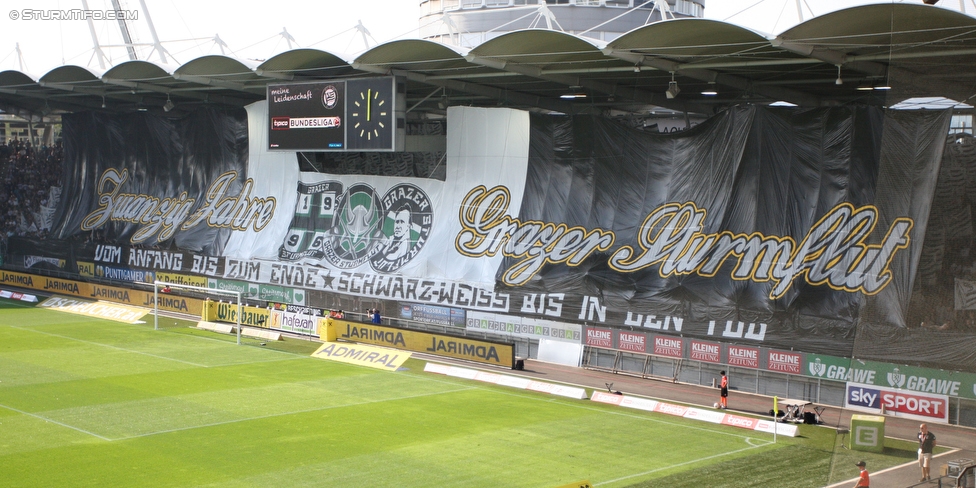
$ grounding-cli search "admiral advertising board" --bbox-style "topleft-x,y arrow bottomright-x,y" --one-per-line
267,77 -> 402,152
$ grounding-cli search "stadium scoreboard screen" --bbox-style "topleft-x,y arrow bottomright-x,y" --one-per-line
267,77 -> 404,152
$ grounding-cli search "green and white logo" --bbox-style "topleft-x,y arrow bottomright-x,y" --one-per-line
324,183 -> 385,269
887,367 -> 906,388
809,357 -> 826,377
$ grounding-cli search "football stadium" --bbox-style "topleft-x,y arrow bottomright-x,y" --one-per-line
3,1 -> 976,486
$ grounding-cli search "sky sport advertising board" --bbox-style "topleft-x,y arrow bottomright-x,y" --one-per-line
267,77 -> 398,152
845,382 -> 950,423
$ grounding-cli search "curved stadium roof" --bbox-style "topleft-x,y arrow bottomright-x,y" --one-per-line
2,3 -> 975,119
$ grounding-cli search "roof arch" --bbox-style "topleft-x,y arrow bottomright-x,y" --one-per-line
102,60 -> 177,81
355,39 -> 470,71
257,48 -> 356,80
38,65 -> 103,84
0,70 -> 38,87
608,19 -> 774,59
468,29 -> 608,69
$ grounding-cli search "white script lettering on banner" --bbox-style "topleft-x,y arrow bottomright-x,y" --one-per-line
81,169 -> 276,244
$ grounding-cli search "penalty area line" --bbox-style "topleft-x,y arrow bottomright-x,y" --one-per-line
596,442 -> 771,486
11,325 -> 211,368
0,402 -> 112,441
112,386 -> 476,441
407,368 -> 777,444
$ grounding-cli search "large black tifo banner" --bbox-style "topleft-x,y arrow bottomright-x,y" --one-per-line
501,106 -> 950,357
10,103 -> 972,368
51,108 -> 250,253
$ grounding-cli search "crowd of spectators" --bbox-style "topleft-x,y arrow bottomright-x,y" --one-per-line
0,139 -> 63,242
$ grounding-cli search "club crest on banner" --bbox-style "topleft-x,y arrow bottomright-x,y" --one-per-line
325,183 -> 385,269
279,181 -> 433,272
809,357 -> 826,377
887,367 -> 906,388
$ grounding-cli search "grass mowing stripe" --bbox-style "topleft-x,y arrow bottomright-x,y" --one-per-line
9,322 -> 306,369
402,368 -> 770,443
112,385 -> 476,441
0,401 -> 111,441
0,305 -> 915,487
597,442 -> 770,486
10,325 -> 211,368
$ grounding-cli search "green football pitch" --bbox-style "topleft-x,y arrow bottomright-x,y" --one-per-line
0,298 -> 923,487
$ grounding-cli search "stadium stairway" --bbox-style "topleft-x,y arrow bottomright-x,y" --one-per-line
414,352 -> 976,488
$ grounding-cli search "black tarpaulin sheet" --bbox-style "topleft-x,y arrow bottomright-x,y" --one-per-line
510,105 -> 950,358
51,108 -> 248,253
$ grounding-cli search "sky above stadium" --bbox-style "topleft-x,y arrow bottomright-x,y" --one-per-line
0,0 -> 974,75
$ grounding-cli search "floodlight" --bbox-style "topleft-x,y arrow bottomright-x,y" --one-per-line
665,72 -> 680,99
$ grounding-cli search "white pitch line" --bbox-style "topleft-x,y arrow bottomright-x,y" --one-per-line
407,369 -> 771,443
596,442 -> 771,486
823,449 -> 962,488
112,386 -> 475,441
0,402 -> 112,441
11,325 -> 210,368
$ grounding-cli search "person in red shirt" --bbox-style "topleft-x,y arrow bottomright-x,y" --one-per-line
719,371 -> 729,409
853,460 -> 869,488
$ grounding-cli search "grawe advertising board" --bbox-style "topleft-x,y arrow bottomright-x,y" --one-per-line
806,354 -> 976,400
845,382 -> 950,423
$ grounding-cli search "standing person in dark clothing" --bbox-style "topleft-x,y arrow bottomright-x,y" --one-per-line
719,371 -> 728,409
918,423 -> 936,481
